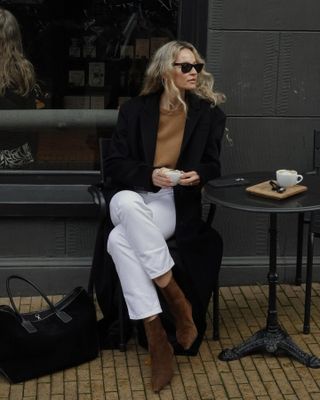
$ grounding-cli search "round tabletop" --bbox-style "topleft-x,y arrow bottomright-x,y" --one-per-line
204,171 -> 320,214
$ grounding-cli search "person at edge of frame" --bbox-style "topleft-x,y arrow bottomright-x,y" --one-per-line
0,7 -> 46,169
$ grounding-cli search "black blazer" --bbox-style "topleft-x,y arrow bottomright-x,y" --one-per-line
95,91 -> 226,354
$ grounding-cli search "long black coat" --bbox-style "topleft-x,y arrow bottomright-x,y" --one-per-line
92,91 -> 226,355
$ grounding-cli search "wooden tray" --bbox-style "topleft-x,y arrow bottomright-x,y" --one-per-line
246,180 -> 308,200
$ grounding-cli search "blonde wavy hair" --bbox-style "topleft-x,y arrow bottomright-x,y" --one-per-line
0,8 -> 36,96
140,40 -> 225,112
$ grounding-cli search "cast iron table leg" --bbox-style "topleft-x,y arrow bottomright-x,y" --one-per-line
219,213 -> 320,368
295,212 -> 304,285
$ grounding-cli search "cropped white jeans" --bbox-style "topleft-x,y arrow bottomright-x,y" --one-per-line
107,189 -> 176,320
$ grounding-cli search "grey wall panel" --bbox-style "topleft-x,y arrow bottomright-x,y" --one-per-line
209,0 -> 320,31
0,257 -> 91,295
0,218 -> 97,258
213,208 -> 301,258
0,219 -> 65,256
277,33 -> 320,116
220,117 -> 320,175
66,219 -> 97,257
207,31 -> 279,115
213,208 -> 268,256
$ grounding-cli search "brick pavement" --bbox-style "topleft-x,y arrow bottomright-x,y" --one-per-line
0,283 -> 320,400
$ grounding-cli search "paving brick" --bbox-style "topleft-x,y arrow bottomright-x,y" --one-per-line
290,380 -> 313,399
199,340 -> 214,362
64,380 -> 77,400
77,364 -> 90,382
78,380 -> 91,395
245,370 -> 268,396
9,385 -> 23,400
264,380 -> 285,399
239,356 -> 256,371
251,358 -> 272,382
220,372 -> 241,397
128,366 -> 145,391
64,367 -> 77,382
202,361 -> 222,386
264,356 -> 281,370
89,357 -> 103,381
271,368 -> 294,395
103,367 -> 117,392
51,371 -> 64,395
78,395 -> 92,400
90,380 -> 105,400
220,287 -> 234,301
194,373 -> 213,399
170,373 -> 186,399
36,382 -> 51,399
159,389 -> 174,400
230,368 -> 248,384
117,378 -> 132,399
190,356 -> 205,374
132,390 -> 147,400
211,384 -> 228,399
50,395 -> 65,400
178,363 -> 200,397
295,368 -> 319,392
278,359 -> 300,381
256,396 -> 271,400
22,380 -> 37,397
238,383 -> 258,399
105,392 -> 119,400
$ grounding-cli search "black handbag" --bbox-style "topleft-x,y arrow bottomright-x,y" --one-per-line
0,275 -> 99,383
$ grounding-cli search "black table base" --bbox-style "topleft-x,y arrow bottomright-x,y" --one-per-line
219,326 -> 320,368
219,213 -> 320,367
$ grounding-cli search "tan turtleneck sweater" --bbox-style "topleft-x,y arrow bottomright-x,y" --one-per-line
153,107 -> 186,168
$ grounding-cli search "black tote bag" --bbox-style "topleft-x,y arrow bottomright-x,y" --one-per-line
0,275 -> 99,383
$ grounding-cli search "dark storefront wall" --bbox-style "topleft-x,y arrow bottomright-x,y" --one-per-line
206,0 -> 320,284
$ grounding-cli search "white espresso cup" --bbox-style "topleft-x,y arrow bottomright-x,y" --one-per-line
276,169 -> 303,188
163,169 -> 183,185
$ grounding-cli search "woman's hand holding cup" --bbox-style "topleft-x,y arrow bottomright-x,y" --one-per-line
152,167 -> 182,187
152,168 -> 200,187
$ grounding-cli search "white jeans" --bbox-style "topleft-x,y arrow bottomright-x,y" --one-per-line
107,189 -> 176,320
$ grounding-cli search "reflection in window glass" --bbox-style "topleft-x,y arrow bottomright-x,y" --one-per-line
0,1 -> 179,171
1,0 -> 179,109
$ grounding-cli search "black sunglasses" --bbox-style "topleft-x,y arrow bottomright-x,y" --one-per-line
173,62 -> 204,74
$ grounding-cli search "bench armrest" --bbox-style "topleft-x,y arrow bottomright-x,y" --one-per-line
88,184 -> 107,221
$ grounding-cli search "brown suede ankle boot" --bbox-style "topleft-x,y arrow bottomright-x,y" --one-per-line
144,316 -> 174,392
160,277 -> 198,350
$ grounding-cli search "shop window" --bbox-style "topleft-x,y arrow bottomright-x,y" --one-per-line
1,0 -> 180,109
0,0 -> 180,172
0,0 -> 180,170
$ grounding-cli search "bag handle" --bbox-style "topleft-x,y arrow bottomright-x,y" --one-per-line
6,275 -> 72,333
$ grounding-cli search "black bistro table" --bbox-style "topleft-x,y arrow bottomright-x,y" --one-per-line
204,171 -> 320,367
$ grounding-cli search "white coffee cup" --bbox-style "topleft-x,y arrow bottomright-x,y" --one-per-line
276,169 -> 303,188
163,169 -> 183,185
